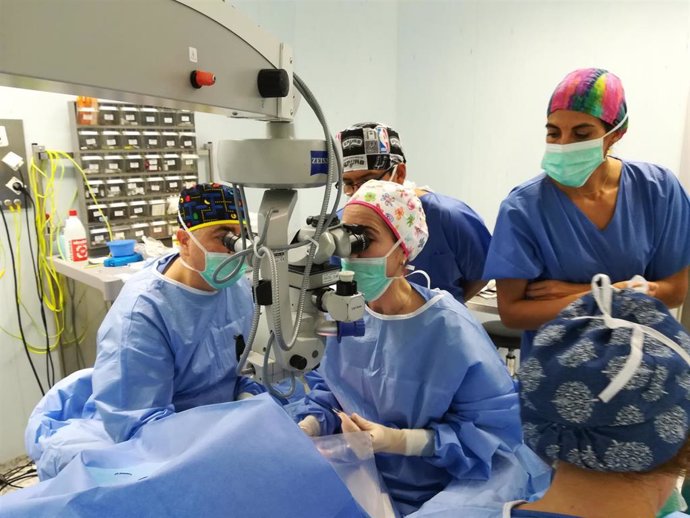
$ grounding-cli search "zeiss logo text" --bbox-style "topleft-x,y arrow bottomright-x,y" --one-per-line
310,150 -> 329,175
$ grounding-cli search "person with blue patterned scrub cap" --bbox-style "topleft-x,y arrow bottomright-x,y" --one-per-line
292,180 -> 548,516
24,183 -> 264,480
503,274 -> 690,518
335,122 -> 492,302
483,68 -> 690,359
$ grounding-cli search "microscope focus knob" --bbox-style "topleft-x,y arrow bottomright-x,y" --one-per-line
289,354 -> 308,371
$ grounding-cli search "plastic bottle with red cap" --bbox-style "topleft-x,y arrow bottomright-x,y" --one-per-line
63,209 -> 88,262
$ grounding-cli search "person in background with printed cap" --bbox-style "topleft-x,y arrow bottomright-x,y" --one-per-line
24,183 -> 264,480
501,274 -> 690,518
335,121 -> 491,303
294,180 -> 549,516
484,68 -> 690,359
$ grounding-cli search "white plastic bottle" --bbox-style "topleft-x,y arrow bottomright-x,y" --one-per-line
63,209 -> 88,262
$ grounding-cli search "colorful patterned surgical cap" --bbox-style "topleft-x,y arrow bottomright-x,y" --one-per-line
337,122 -> 406,173
178,183 -> 243,231
519,275 -> 690,472
346,179 -> 428,261
548,68 -> 628,134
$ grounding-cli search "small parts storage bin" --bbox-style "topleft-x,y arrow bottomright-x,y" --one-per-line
176,111 -> 194,126
98,105 -> 119,126
130,223 -> 149,240
122,131 -> 142,150
149,220 -> 168,238
165,176 -> 182,194
145,155 -> 161,172
126,177 -> 145,196
85,179 -> 106,199
180,154 -> 198,173
160,111 -> 176,126
106,179 -> 126,198
149,199 -> 167,217
110,226 -> 128,241
87,204 -> 109,224
125,155 -> 144,173
120,106 -> 140,126
78,130 -> 99,150
140,108 -> 159,126
179,132 -> 196,150
103,155 -> 124,173
146,177 -> 164,194
183,175 -> 198,188
129,200 -> 148,218
81,155 -> 103,174
162,132 -> 178,149
143,131 -> 161,149
90,228 -> 109,247
109,202 -> 129,220
100,131 -> 122,150
162,154 -> 179,172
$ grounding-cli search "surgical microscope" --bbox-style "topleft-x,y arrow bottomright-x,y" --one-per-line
0,0 -> 368,395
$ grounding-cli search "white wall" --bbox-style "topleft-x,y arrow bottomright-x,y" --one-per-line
1,0 -> 689,464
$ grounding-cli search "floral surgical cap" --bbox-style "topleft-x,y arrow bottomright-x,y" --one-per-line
520,275 -> 690,472
346,179 -> 428,261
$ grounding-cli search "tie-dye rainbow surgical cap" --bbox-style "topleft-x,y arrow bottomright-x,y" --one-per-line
547,68 -> 628,133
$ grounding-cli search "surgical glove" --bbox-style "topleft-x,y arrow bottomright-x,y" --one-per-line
298,415 -> 321,437
236,392 -> 255,401
339,412 -> 434,456
626,274 -> 649,294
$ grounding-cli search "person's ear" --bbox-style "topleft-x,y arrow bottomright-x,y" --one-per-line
393,163 -> 407,185
177,228 -> 190,256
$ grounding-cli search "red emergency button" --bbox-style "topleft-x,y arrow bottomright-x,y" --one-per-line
190,70 -> 216,89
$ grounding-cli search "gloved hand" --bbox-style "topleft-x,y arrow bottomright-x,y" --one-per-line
298,415 -> 320,437
337,411 -> 434,456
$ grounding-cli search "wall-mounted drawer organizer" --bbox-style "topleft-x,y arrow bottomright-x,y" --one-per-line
71,100 -> 199,253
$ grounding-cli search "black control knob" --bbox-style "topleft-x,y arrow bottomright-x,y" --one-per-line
258,69 -> 290,98
289,354 -> 308,370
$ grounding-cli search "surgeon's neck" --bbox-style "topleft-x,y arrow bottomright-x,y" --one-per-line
165,255 -> 215,292
369,278 -> 424,316
517,462 -> 675,518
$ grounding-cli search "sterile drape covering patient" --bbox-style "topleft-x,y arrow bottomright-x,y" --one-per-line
25,183 -> 264,479
503,275 -> 690,518
484,68 -> 690,358
3,396 -> 370,518
292,180 -> 548,516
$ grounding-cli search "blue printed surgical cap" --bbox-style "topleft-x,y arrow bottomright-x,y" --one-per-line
520,274 -> 690,472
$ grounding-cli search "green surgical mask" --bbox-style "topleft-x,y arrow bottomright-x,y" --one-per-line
178,213 -> 247,290
341,239 -> 402,302
541,114 -> 628,188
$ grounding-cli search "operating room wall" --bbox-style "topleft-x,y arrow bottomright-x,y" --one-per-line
396,0 -> 690,230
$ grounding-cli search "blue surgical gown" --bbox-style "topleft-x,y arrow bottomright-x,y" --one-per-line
293,285 -> 524,514
25,252 -> 264,478
483,160 -> 690,356
333,192 -> 491,302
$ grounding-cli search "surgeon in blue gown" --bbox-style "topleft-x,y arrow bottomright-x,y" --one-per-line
483,68 -> 690,357
293,180 -> 538,516
334,122 -> 491,302
25,183 -> 264,479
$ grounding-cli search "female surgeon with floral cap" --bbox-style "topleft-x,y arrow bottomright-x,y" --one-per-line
24,183 -> 264,480
292,180 -> 541,516
483,68 -> 690,358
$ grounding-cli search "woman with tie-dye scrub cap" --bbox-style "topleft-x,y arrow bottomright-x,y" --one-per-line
504,274 -> 690,518
484,68 -> 690,360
